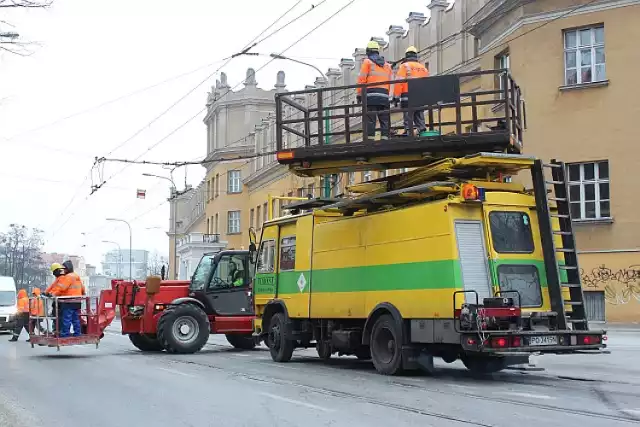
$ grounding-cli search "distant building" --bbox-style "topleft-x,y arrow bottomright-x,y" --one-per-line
41,252 -> 86,276
101,249 -> 149,280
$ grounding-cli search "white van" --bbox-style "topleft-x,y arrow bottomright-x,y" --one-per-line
0,276 -> 17,332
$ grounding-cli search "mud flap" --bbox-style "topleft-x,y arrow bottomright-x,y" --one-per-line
402,346 -> 435,373
503,355 -> 544,372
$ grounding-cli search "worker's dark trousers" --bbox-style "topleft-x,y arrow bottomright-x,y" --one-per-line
365,103 -> 390,138
28,318 -> 43,334
403,110 -> 426,134
10,313 -> 29,340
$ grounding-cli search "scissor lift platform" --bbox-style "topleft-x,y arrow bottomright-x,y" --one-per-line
275,69 -> 525,177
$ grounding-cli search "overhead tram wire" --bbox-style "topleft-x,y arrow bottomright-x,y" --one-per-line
90,0 -> 359,196
46,1 -> 322,239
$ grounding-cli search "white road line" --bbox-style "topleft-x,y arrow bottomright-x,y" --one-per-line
232,353 -> 251,357
622,409 -> 640,416
157,367 -> 197,378
495,391 -> 555,400
258,392 -> 334,412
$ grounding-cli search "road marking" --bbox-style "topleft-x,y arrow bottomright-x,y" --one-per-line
496,391 -> 554,400
622,409 -> 640,416
258,392 -> 334,412
157,367 -> 197,378
232,353 -> 250,357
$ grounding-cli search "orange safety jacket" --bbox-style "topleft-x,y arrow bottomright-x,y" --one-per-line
17,290 -> 29,313
67,272 -> 86,296
49,274 -> 83,297
393,60 -> 429,104
357,57 -> 393,105
30,289 -> 45,316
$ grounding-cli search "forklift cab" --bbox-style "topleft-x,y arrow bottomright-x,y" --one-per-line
189,250 -> 255,316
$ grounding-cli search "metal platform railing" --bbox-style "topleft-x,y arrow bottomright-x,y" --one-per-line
275,68 -> 524,152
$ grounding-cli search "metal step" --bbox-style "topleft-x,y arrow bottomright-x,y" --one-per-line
559,265 -> 578,270
561,283 -> 582,288
543,163 -> 562,169
565,301 -> 583,306
546,180 -> 564,185
549,197 -> 567,202
569,318 -> 588,323
553,231 -> 572,235
555,248 -> 575,253
551,214 -> 570,219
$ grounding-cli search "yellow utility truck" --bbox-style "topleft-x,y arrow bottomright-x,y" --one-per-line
251,69 -> 606,376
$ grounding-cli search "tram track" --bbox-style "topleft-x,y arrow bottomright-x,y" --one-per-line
120,347 -> 640,425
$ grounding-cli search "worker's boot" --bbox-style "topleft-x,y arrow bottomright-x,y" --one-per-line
8,336 -> 18,342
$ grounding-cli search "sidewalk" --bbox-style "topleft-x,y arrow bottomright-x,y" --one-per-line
602,322 -> 640,332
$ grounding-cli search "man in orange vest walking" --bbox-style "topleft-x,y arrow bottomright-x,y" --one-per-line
357,40 -> 393,140
29,288 -> 45,334
393,46 -> 430,137
9,289 -> 29,342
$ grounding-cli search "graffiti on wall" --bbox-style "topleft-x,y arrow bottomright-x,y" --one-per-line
581,265 -> 640,305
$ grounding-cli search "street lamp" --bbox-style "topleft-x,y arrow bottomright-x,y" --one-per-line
142,172 -> 180,280
102,240 -> 122,279
269,53 -> 334,198
106,218 -> 132,281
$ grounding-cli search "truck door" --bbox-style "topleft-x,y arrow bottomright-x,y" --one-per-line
203,253 -> 253,316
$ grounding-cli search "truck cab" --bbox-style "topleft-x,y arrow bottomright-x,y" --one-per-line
0,276 -> 17,332
188,250 -> 255,317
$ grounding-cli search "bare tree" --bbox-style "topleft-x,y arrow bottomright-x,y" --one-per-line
0,224 -> 48,290
0,0 -> 51,56
147,251 -> 168,276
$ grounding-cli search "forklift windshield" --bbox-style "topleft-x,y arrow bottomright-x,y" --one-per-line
191,254 -> 215,291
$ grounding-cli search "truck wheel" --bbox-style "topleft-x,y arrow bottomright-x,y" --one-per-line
354,346 -> 371,360
461,355 -> 506,374
226,333 -> 257,350
370,314 -> 403,375
269,313 -> 294,362
128,333 -> 164,352
157,304 -> 210,354
316,340 -> 332,360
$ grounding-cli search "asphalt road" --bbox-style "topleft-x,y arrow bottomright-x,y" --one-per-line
1,321 -> 640,427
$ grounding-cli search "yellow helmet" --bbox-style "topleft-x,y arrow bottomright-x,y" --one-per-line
406,46 -> 418,54
50,263 -> 64,273
366,40 -> 380,51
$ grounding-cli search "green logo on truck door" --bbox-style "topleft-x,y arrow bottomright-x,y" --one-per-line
255,274 -> 276,295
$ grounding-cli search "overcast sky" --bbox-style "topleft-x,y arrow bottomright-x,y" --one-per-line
0,0 -> 440,270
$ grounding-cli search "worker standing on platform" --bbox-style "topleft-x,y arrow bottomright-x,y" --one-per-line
393,46 -> 430,137
357,40 -> 393,140
48,262 -> 83,337
8,289 -> 29,342
45,263 -> 67,334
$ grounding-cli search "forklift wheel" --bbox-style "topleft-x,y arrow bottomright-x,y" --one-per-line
157,304 -> 210,354
128,333 -> 164,352
225,334 -> 257,350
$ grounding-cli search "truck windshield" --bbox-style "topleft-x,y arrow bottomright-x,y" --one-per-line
0,291 -> 16,307
191,255 -> 215,291
489,211 -> 534,253
497,265 -> 542,307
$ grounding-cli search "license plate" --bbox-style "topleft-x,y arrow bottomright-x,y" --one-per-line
529,335 -> 558,346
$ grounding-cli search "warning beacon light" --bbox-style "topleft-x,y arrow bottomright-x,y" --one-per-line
460,184 -> 485,202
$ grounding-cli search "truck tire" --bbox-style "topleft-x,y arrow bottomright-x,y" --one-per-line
157,304 -> 210,354
226,333 -> 257,350
461,355 -> 507,374
354,346 -> 371,360
370,314 -> 403,375
128,333 -> 164,352
269,313 -> 294,363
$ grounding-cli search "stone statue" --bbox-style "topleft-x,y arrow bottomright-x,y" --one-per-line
245,68 -> 257,86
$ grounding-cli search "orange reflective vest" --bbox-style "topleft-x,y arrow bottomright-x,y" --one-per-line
393,60 -> 430,102
357,58 -> 393,102
50,274 -> 83,297
30,297 -> 45,316
17,290 -> 29,313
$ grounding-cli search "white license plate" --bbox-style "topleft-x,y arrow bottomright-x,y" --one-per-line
529,335 -> 558,346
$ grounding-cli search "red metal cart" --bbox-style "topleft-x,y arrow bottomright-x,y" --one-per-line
29,295 -> 103,351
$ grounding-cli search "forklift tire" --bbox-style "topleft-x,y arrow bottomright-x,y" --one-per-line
370,314 -> 403,375
157,304 -> 210,354
128,333 -> 164,352
225,334 -> 257,350
269,313 -> 294,363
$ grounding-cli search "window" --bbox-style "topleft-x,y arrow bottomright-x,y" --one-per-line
297,188 -> 305,199
564,25 -> 605,85
0,291 -> 15,306
363,171 -> 372,182
215,174 -> 220,197
227,170 -> 241,193
348,172 -> 355,186
256,206 -> 261,228
209,254 -> 247,289
250,209 -> 255,229
215,213 -> 219,234
495,51 -> 510,97
190,254 -> 215,291
227,210 -> 240,234
567,161 -> 610,220
207,180 -> 211,200
263,202 -> 268,223
489,211 -> 534,253
307,183 -> 315,198
280,236 -> 296,271
497,265 -> 542,308
257,240 -> 276,273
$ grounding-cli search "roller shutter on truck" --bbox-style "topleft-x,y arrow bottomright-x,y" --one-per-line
454,220 -> 492,304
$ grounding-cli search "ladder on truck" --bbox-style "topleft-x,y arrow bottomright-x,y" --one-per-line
532,159 -> 589,331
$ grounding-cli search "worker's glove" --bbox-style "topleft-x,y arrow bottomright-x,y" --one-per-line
356,95 -> 362,104
43,292 -> 52,298
393,97 -> 400,107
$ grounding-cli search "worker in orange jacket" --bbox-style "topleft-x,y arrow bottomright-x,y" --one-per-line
9,289 -> 29,342
29,288 -> 45,334
357,40 -> 393,140
50,260 -> 83,337
393,46 -> 430,137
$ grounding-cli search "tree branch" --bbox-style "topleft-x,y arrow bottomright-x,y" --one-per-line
0,0 -> 52,8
